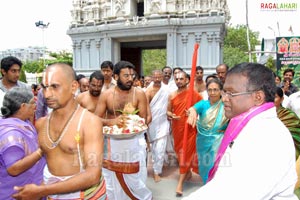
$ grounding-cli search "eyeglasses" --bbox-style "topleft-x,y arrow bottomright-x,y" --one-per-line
207,88 -> 220,93
221,90 -> 255,99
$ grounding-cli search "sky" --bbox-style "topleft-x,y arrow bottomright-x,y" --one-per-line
0,0 -> 299,52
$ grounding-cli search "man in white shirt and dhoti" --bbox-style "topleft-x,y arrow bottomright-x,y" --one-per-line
146,70 -> 170,182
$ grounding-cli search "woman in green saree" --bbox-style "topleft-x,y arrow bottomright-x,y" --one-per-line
187,78 -> 228,184
275,86 -> 300,158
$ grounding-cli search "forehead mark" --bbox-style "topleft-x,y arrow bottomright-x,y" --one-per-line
175,72 -> 184,79
43,71 -> 54,86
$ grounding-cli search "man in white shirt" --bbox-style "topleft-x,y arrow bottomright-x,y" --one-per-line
184,62 -> 298,200
285,91 -> 300,118
100,61 -> 116,92
0,56 -> 31,92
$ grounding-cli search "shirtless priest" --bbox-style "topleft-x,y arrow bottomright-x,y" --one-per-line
95,60 -> 152,200
13,63 -> 107,200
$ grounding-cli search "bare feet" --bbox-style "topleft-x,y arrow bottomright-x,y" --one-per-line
176,184 -> 183,197
154,174 -> 161,182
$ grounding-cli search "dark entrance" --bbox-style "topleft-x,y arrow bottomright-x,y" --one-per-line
120,40 -> 166,76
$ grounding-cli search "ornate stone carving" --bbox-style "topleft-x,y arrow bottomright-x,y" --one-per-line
200,0 -> 208,10
195,33 -> 202,43
207,32 -> 213,42
115,0 -> 126,15
72,41 -> 77,50
149,0 -> 161,12
132,16 -> 139,25
85,40 -> 91,49
95,40 -> 101,48
210,0 -> 218,8
181,33 -> 188,44
187,0 -> 195,10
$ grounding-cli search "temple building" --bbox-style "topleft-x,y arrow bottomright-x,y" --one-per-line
67,0 -> 230,75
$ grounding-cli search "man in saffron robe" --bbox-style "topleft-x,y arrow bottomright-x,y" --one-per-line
167,71 -> 202,196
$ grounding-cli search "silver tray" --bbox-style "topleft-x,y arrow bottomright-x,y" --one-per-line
103,127 -> 147,139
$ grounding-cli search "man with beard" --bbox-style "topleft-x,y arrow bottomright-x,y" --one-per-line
216,63 -> 229,84
76,70 -> 104,112
162,66 -> 172,85
0,56 -> 31,92
167,71 -> 202,197
146,70 -> 170,182
100,60 -> 116,92
95,61 -> 152,200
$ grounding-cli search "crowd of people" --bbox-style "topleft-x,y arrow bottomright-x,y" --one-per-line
0,55 -> 299,199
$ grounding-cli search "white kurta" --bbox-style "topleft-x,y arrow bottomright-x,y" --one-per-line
148,84 -> 170,142
148,84 -> 170,174
103,136 -> 152,200
184,107 -> 298,200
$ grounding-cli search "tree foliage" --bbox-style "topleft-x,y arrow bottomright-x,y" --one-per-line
23,60 -> 45,73
142,49 -> 166,76
265,56 -> 276,72
48,51 -> 73,66
23,51 -> 73,74
224,25 -> 260,67
19,68 -> 27,83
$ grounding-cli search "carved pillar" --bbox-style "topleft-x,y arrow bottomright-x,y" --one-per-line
77,41 -> 82,69
72,41 -> 77,69
167,30 -> 177,67
181,33 -> 188,67
96,39 -> 101,65
207,32 -> 213,67
195,33 -> 202,65
214,31 -> 221,66
220,41 -> 224,63
85,40 -> 91,68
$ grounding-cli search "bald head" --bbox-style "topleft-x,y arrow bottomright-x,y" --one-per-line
216,64 -> 228,83
46,63 -> 76,83
42,63 -> 78,110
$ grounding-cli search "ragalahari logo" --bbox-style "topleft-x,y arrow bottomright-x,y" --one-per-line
260,2 -> 298,11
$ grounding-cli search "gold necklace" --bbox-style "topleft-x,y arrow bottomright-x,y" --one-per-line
45,105 -> 79,149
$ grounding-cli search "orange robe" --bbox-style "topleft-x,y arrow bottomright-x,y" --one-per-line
171,89 -> 203,174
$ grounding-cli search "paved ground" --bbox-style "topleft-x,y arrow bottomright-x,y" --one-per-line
145,153 -> 203,199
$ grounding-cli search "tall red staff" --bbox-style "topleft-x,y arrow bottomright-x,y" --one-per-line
182,43 -> 199,163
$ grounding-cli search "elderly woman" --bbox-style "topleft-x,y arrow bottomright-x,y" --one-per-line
187,78 -> 228,184
0,87 -> 45,200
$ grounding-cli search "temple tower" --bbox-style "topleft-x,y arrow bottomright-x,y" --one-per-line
67,0 -> 230,75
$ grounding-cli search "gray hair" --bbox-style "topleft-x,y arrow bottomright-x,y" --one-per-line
1,87 -> 33,118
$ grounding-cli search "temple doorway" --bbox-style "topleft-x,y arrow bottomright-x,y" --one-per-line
120,40 -> 166,76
